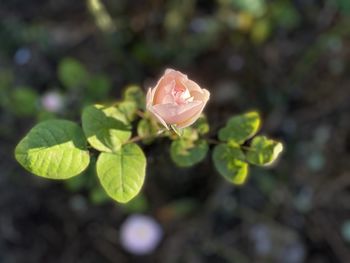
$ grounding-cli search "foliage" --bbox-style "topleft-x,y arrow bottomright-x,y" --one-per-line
214,112 -> 283,185
15,120 -> 90,179
14,83 -> 283,203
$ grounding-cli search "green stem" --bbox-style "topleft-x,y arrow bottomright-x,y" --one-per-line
127,129 -> 166,143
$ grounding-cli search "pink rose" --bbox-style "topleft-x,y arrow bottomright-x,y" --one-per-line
146,69 -> 210,129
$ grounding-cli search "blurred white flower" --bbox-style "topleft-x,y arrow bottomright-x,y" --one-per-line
41,91 -> 64,112
120,214 -> 163,255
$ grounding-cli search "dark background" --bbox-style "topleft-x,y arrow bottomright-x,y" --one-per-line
1,0 -> 350,262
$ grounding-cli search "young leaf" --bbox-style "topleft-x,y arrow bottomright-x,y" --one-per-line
96,143 -> 146,203
15,120 -> 90,179
212,143 -> 249,185
115,101 -> 137,123
58,58 -> 88,89
192,115 -> 209,135
246,136 -> 283,166
170,139 -> 208,167
137,118 -> 158,144
82,104 -> 131,152
218,111 -> 260,144
123,85 -> 146,110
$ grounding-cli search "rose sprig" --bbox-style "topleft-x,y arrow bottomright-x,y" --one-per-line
14,69 -> 283,203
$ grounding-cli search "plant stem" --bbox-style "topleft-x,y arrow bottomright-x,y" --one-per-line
136,110 -> 146,118
128,129 -> 166,144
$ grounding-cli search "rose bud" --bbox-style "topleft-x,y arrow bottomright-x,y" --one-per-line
146,69 -> 210,129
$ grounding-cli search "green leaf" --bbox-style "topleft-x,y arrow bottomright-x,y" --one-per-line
170,139 -> 208,167
246,136 -> 283,166
82,104 -> 131,152
123,85 -> 145,110
15,120 -> 90,179
96,143 -> 146,203
116,100 -> 137,123
212,143 -> 249,185
137,118 -> 158,144
181,127 -> 199,141
58,57 -> 88,89
218,111 -> 260,144
192,115 -> 209,135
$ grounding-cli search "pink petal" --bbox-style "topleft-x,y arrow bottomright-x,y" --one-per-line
177,90 -> 210,128
152,100 -> 203,124
185,79 -> 203,93
190,89 -> 210,101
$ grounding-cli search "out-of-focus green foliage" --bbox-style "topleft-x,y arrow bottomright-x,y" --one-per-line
87,74 -> 112,101
11,87 -> 38,116
337,0 -> 350,15
58,58 -> 88,89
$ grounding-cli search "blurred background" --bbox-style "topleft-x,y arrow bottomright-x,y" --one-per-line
1,0 -> 350,262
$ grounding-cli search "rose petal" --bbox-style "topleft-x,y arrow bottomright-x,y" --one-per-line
152,100 -> 203,124
147,106 -> 169,130
176,104 -> 205,128
186,79 -> 203,93
190,89 -> 210,101
177,90 -> 210,128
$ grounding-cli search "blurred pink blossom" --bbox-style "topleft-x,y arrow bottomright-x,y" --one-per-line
120,214 -> 163,255
41,91 -> 64,112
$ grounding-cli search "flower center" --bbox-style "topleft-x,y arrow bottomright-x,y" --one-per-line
172,84 -> 193,105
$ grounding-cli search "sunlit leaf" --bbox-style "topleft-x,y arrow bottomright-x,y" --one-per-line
116,100 -> 137,123
96,143 -> 146,203
137,118 -> 158,144
246,136 -> 283,166
123,85 -> 146,110
192,115 -> 209,135
218,111 -> 260,144
170,139 -> 208,167
15,120 -> 90,179
212,143 -> 249,185
82,104 -> 131,152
